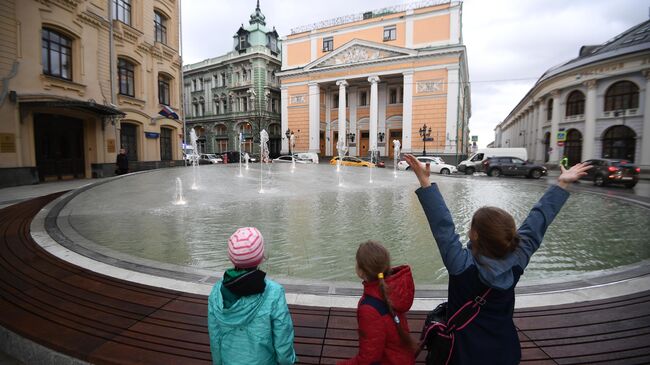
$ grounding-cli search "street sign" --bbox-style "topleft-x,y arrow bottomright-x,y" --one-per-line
557,131 -> 567,142
424,137 -> 434,141
471,135 -> 478,142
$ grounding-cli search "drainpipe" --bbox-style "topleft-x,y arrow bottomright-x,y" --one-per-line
108,0 -> 120,153
179,0 -> 186,162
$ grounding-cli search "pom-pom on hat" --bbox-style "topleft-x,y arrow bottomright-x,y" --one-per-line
228,227 -> 265,269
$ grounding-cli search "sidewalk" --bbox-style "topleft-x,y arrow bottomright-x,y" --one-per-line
0,178 -> 107,209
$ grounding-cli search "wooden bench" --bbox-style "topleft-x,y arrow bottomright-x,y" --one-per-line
0,193 -> 648,364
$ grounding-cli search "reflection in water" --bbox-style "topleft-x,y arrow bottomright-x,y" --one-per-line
66,164 -> 650,285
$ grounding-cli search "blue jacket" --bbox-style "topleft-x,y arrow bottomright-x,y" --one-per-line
207,278 -> 297,365
416,184 -> 569,365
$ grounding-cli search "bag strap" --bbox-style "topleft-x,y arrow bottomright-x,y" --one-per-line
445,287 -> 492,333
360,295 -> 389,316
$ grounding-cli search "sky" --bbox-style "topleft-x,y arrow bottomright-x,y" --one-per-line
181,0 -> 649,148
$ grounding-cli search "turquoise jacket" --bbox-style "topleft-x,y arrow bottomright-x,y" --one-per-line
207,278 -> 297,365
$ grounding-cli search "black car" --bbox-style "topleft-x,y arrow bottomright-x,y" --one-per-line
580,159 -> 640,188
483,157 -> 547,179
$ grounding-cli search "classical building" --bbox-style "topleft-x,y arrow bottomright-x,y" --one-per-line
278,0 -> 471,163
495,20 -> 650,170
182,1 -> 282,157
0,0 -> 183,187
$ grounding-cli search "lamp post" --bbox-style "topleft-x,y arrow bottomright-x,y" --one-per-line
419,124 -> 432,156
347,132 -> 355,144
285,128 -> 293,156
378,132 -> 385,143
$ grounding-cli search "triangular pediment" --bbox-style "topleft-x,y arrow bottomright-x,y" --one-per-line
306,40 -> 416,70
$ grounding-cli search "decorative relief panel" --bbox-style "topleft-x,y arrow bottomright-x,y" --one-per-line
315,45 -> 404,68
416,79 -> 445,94
290,95 -> 306,104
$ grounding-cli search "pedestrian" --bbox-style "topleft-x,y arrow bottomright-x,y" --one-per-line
337,241 -> 416,365
115,148 -> 129,175
404,154 -> 590,365
207,227 -> 296,365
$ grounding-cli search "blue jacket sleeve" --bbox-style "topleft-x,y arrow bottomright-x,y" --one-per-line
415,184 -> 472,275
514,184 -> 570,269
271,286 -> 297,365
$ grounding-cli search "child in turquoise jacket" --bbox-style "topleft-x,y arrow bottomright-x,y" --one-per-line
207,227 -> 296,365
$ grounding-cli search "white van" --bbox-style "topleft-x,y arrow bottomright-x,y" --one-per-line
458,148 -> 527,174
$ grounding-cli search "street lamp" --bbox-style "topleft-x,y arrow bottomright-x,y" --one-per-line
347,132 -> 355,143
419,124 -> 432,156
378,132 -> 385,143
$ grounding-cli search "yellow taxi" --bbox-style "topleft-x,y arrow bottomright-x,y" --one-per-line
330,156 -> 376,167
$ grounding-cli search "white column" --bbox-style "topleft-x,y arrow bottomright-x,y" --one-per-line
582,80 -> 597,161
349,86 -> 358,156
368,76 -> 380,155
308,82 -> 320,153
336,80 -> 348,153
549,91 -> 561,163
378,83 -> 387,155
402,71 -> 413,153
310,37 -> 317,62
281,86 -> 289,154
445,66 -> 460,153
325,88 -> 332,156
405,10 -> 414,48
536,101 -> 545,163
641,70 -> 650,168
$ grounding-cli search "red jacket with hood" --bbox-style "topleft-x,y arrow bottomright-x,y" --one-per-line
338,265 -> 416,365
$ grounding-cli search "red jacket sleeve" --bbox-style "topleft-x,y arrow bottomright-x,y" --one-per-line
337,304 -> 386,365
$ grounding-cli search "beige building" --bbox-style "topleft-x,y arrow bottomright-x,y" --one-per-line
0,0 -> 183,187
278,0 -> 470,162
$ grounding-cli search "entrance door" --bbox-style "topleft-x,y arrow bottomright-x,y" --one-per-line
333,131 -> 339,155
34,114 -> 85,181
320,131 -> 325,156
160,127 -> 172,161
359,131 -> 369,157
120,123 -> 138,161
387,130 -> 402,158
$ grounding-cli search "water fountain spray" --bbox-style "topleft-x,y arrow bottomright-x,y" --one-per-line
393,139 -> 401,177
337,141 -> 347,186
244,152 -> 250,170
259,129 -> 269,193
173,177 -> 187,205
190,128 -> 199,190
237,132 -> 243,178
290,132 -> 296,172
368,149 -> 375,184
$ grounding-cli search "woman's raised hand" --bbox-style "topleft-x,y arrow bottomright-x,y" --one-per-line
404,154 -> 431,188
557,162 -> 592,189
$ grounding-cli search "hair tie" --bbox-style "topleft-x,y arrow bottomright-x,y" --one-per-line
377,272 -> 384,280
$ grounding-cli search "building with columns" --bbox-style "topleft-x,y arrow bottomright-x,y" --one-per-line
495,19 -> 650,170
278,0 -> 471,162
0,0 -> 183,187
182,1 -> 282,157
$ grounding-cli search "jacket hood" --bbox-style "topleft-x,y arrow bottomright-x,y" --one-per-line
210,279 -> 268,328
468,241 -> 516,290
362,265 -> 414,313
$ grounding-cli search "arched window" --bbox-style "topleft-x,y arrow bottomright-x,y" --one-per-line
42,28 -> 72,80
239,122 -> 253,153
158,74 -> 170,105
154,10 -> 167,44
602,125 -> 636,161
543,131 -> 550,162
565,91 -> 585,116
113,0 -> 131,25
564,129 -> 582,166
214,124 -> 228,153
118,58 -> 135,96
604,81 -> 639,111
546,99 -> 553,121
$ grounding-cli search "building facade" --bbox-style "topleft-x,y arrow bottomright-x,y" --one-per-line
0,0 -> 183,187
182,2 -> 282,158
495,20 -> 650,170
278,0 -> 470,163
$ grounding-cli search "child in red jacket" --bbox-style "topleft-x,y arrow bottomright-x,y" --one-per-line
338,241 -> 416,365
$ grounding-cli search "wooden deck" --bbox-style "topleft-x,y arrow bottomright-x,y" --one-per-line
1,193 -> 649,364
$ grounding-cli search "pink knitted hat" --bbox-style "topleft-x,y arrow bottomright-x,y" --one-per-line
227,227 -> 265,269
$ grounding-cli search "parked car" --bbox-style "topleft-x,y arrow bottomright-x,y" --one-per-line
199,153 -> 222,164
362,158 -> 385,168
482,157 -> 547,179
580,159 -> 640,188
272,155 -> 312,164
294,152 -> 319,164
330,156 -> 375,167
397,156 -> 456,175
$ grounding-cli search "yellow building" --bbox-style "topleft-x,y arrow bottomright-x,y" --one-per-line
0,0 -> 182,187
278,0 -> 470,161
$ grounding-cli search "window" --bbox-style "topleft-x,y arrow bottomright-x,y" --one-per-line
546,99 -> 553,121
42,28 -> 72,80
389,87 -> 402,104
602,125 -> 636,162
333,93 -> 339,108
359,91 -> 368,106
154,11 -> 167,44
323,37 -> 333,52
117,58 -> 135,97
158,74 -> 170,105
113,0 -> 131,25
383,25 -> 396,41
239,35 -> 248,50
120,123 -> 137,161
221,72 -> 227,86
604,81 -> 639,111
565,90 -> 585,116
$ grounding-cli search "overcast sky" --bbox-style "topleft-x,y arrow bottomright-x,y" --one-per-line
181,0 -> 649,148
